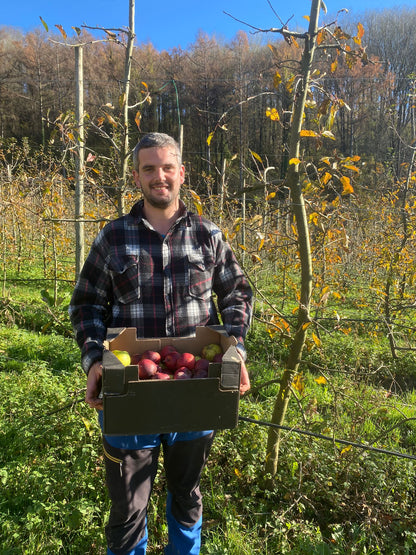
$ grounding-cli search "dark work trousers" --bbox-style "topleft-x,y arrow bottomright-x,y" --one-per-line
103,431 -> 215,555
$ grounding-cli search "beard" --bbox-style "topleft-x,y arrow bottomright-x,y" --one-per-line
141,183 -> 178,209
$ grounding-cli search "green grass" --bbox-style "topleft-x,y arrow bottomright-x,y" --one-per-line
1,289 -> 416,554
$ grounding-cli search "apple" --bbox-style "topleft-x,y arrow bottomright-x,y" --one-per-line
174,367 -> 193,380
130,353 -> 142,364
112,350 -> 131,366
201,343 -> 222,362
160,345 -> 178,359
153,371 -> 171,380
193,358 -> 209,379
164,351 -> 181,372
194,358 -> 209,372
138,358 -> 158,379
193,367 -> 208,379
212,353 -> 223,363
140,350 -> 161,364
176,352 -> 195,370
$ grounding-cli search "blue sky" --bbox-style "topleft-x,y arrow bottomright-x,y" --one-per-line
1,0 -> 411,51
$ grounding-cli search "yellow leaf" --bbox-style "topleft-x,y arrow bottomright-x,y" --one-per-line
189,189 -> 203,215
270,316 -> 291,335
291,224 -> 298,237
273,71 -> 282,89
135,111 -> 142,130
234,467 -> 242,477
266,107 -> 280,121
267,44 -> 279,58
106,114 -> 117,126
331,59 -> 338,73
322,172 -> 332,185
119,93 -> 126,108
266,191 -> 276,200
309,212 -> 319,226
312,332 -> 322,347
81,416 -> 94,437
302,321 -> 312,330
317,30 -> 325,45
292,373 -> 304,395
289,158 -> 301,165
340,175 -> 354,195
342,164 -> 359,173
303,15 -> 310,21
340,444 -> 352,455
300,129 -> 318,137
55,24 -> 67,39
207,130 -> 215,146
250,150 -> 263,164
315,376 -> 327,385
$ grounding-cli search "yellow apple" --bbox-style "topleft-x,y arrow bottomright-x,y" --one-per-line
112,349 -> 131,366
201,343 -> 222,362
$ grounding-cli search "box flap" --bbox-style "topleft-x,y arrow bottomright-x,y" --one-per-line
220,346 -> 241,389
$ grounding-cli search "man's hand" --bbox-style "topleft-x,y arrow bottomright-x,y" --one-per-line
239,360 -> 250,395
85,361 -> 103,410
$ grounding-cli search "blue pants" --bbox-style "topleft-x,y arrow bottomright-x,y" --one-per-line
103,430 -> 214,555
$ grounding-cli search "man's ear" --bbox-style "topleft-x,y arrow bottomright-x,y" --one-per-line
132,170 -> 141,188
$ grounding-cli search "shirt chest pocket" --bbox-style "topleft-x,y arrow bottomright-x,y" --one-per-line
187,251 -> 215,301
108,255 -> 140,304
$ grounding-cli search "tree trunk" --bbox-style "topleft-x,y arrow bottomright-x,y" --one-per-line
264,0 -> 320,480
117,0 -> 135,216
74,45 -> 85,279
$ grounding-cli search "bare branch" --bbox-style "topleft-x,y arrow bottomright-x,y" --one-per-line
223,11 -> 307,40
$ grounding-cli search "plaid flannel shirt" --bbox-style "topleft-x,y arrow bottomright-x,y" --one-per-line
69,200 -> 252,373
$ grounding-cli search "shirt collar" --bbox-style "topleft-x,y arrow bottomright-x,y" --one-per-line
129,199 -> 189,227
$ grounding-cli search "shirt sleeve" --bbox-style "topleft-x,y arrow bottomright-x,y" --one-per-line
212,232 -> 253,347
68,231 -> 112,374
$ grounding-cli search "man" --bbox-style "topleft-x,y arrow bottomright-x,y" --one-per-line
69,132 -> 252,555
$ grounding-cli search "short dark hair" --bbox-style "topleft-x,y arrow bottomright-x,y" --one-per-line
133,133 -> 182,171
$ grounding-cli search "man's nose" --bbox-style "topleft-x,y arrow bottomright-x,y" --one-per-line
155,167 -> 166,181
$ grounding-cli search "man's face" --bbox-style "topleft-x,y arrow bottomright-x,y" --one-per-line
133,146 -> 185,209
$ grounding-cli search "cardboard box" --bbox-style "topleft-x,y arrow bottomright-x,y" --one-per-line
102,326 -> 241,435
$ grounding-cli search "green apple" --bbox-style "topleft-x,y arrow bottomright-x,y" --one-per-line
112,349 -> 131,366
201,343 -> 222,362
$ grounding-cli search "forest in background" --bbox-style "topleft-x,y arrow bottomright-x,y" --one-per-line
1,6 -> 416,195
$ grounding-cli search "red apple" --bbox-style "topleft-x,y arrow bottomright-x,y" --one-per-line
140,350 -> 161,364
164,351 -> 181,372
160,345 -> 178,360
153,371 -> 171,380
193,367 -> 208,379
176,352 -> 195,370
194,358 -> 209,372
174,367 -> 193,380
138,358 -> 158,379
130,353 -> 142,365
